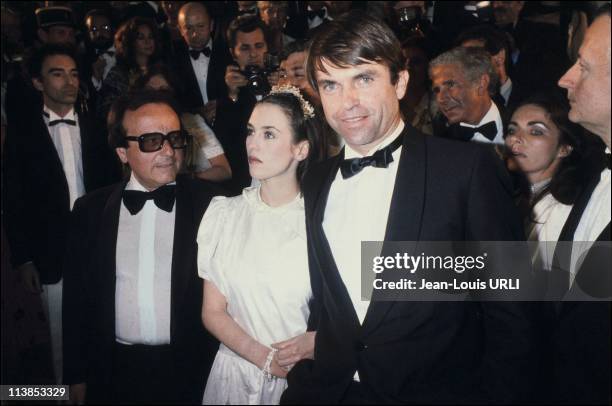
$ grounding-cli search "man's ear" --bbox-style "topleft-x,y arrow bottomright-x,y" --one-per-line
477,74 -> 490,96
32,77 -> 44,92
395,69 -> 410,100
115,147 -> 129,164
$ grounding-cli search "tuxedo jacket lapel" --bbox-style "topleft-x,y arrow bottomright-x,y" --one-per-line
311,149 -> 362,333
34,116 -> 70,201
170,179 -> 195,337
97,182 -> 124,338
362,127 -> 427,336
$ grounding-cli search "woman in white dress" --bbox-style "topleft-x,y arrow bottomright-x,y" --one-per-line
504,93 -> 606,271
197,85 -> 327,404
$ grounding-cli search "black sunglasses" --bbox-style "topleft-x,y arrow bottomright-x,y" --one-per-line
124,131 -> 188,153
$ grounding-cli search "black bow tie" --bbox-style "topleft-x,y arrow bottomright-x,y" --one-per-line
453,121 -> 498,141
308,8 -> 327,20
122,184 -> 176,215
340,134 -> 404,179
189,47 -> 211,60
44,111 -> 77,127
49,119 -> 76,126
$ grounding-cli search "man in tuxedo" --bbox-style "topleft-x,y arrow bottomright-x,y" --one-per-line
174,2 -> 229,124
281,11 -> 537,404
214,15 -> 270,193
551,5 -> 611,403
430,47 -> 505,145
2,44 -> 115,385
62,90 -> 221,404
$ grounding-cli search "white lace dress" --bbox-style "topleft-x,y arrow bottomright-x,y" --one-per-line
197,186 -> 312,405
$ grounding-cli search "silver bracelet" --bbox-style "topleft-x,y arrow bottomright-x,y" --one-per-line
262,348 -> 278,381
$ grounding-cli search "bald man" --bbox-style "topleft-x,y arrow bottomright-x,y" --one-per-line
172,2 -> 230,123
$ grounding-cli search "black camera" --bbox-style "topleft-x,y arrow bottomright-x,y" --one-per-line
241,65 -> 270,96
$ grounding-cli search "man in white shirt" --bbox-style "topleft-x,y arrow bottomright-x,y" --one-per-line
282,10 -> 536,404
63,90 -> 222,403
2,44 -> 114,386
550,5 -> 611,403
430,46 -> 505,145
174,2 -> 229,124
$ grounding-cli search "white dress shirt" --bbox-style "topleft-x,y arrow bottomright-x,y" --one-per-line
323,121 -> 405,382
459,101 -> 504,145
323,121 -> 405,325
115,174 -> 176,345
528,190 -> 573,272
570,148 -> 611,285
190,39 -> 213,105
43,106 -> 85,209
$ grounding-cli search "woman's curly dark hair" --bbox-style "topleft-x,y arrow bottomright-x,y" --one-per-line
115,17 -> 162,72
508,92 -> 607,218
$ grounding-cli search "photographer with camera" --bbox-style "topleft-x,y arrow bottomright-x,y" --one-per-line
215,15 -> 271,193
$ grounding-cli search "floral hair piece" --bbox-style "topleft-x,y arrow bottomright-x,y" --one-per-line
268,84 -> 315,119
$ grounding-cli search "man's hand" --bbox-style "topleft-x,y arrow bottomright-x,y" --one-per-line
225,65 -> 248,100
270,356 -> 289,378
69,383 -> 86,405
92,57 -> 107,82
271,331 -> 316,369
200,100 -> 217,124
18,262 -> 42,294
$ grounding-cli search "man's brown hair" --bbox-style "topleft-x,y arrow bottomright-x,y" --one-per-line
306,10 -> 405,92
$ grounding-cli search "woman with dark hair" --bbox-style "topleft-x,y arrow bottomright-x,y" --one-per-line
504,92 -> 605,266
98,17 -> 162,119
197,85 -> 328,404
135,64 -> 232,182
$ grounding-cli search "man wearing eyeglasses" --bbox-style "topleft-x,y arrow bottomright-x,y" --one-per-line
62,90 -> 223,404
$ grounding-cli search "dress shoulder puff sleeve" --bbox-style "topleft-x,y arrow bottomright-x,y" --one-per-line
196,195 -> 229,293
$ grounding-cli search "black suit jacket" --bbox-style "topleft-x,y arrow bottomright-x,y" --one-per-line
547,168 -> 611,404
282,126 -> 539,404
171,40 -> 230,111
62,176 -> 222,403
2,110 -> 117,284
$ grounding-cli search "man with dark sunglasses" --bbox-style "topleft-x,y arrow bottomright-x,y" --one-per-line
62,90 -> 223,404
